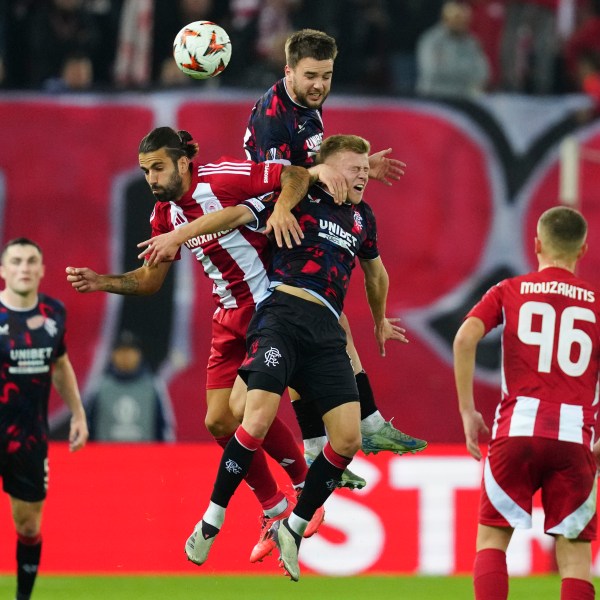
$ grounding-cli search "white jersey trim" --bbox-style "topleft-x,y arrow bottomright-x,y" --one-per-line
508,396 -> 539,437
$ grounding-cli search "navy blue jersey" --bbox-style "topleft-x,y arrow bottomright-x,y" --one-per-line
0,294 -> 67,450
244,78 -> 324,168
243,185 -> 379,317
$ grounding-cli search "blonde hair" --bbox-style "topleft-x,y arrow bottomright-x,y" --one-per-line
537,206 -> 587,257
317,135 -> 370,163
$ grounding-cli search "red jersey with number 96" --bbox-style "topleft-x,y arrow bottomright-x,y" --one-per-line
467,266 -> 600,448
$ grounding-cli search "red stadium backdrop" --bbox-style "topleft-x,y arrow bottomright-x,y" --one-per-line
1,92 -> 600,574
1,442 -> 597,576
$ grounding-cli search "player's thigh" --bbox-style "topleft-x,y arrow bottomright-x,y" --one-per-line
229,375 -> 248,422
9,496 -> 44,535
555,536 -> 592,581
322,401 -> 361,457
242,388 -> 282,439
339,312 -> 362,373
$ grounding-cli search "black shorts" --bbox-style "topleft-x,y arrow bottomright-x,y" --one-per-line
238,291 -> 359,415
0,439 -> 48,502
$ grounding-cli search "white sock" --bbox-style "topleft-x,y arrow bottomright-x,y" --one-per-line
303,435 -> 327,456
288,512 -> 308,537
202,501 -> 225,529
360,411 -> 386,435
264,496 -> 289,518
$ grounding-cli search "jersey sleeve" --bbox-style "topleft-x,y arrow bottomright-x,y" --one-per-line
210,159 -> 284,202
467,281 -> 505,332
240,192 -> 276,231
149,204 -> 182,261
357,202 -> 380,260
248,114 -> 294,162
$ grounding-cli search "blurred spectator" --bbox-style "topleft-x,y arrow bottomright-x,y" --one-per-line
232,0 -> 299,88
469,0 -> 506,91
563,0 -> 600,90
87,330 -> 175,442
386,0 -> 444,95
416,1 -> 490,99
499,0 -> 560,94
29,0 -> 101,88
574,50 -> 600,121
113,0 -> 153,87
1,0 -> 37,88
43,51 -> 94,92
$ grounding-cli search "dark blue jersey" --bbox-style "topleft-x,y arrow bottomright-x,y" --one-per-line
0,294 -> 67,450
244,78 -> 324,168
243,185 -> 379,317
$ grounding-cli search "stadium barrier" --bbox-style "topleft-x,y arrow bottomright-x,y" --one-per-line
0,442 -> 598,576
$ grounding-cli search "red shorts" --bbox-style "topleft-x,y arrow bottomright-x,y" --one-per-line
479,436 -> 597,540
206,305 -> 255,390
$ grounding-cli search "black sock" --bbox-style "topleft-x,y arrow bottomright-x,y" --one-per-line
294,452 -> 344,521
210,435 -> 255,508
356,370 -> 378,420
16,537 -> 42,600
292,397 -> 326,440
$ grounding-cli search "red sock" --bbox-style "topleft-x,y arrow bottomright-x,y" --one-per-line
323,442 -> 352,469
262,416 -> 307,486
473,548 -> 508,600
214,433 -> 283,510
561,578 -> 595,599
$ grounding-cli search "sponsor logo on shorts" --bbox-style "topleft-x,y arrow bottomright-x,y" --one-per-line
264,347 -> 282,367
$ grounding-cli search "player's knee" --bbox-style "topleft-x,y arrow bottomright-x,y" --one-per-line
330,432 -> 361,458
204,413 -> 237,437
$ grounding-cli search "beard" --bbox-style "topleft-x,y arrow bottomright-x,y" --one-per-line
292,85 -> 329,109
151,170 -> 184,203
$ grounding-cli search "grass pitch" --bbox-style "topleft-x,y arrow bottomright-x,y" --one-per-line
0,574 -> 585,599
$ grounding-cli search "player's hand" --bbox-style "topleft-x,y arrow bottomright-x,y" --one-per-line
368,149 -> 406,186
374,317 -> 409,357
65,266 -> 101,293
69,413 -> 89,452
312,164 -> 348,204
265,207 -> 303,248
461,409 -> 489,461
137,231 -> 180,266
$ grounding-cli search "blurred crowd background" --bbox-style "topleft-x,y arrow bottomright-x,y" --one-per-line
1,0 -> 600,107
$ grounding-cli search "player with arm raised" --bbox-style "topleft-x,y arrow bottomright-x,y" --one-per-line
244,28 -> 426,484
66,126 -> 325,556
185,134 -> 409,581
454,206 -> 600,600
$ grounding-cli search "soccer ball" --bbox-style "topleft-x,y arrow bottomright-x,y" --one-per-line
173,21 -> 232,80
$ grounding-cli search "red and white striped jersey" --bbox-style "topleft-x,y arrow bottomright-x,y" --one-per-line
468,266 -> 600,448
149,158 -> 284,309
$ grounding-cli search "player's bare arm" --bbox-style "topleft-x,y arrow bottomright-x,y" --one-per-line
52,353 -> 89,452
264,165 -> 310,248
360,257 -> 408,357
453,317 -> 489,461
65,261 -> 171,295
368,149 -> 406,186
137,205 -> 255,265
